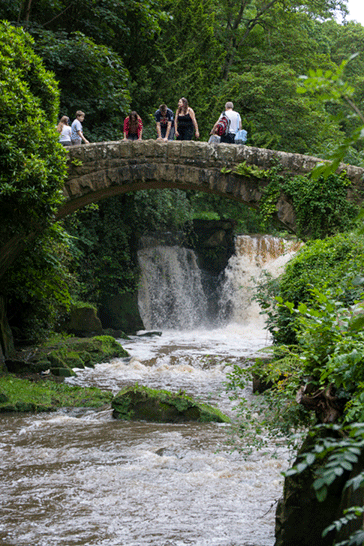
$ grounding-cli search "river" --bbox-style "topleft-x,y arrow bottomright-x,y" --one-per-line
0,236 -> 298,546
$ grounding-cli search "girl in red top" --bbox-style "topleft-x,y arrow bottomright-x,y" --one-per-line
123,111 -> 143,140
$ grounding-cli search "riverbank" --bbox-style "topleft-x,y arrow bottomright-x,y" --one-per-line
0,374 -> 113,412
0,334 -> 129,412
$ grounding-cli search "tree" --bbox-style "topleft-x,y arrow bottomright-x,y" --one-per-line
212,63 -> 344,154
153,0 -> 225,136
213,0 -> 348,79
30,29 -> 131,141
0,21 -> 67,279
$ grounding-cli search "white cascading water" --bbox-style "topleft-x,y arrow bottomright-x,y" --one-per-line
218,235 -> 302,327
138,234 -> 301,330
138,242 -> 208,330
0,234 -> 302,546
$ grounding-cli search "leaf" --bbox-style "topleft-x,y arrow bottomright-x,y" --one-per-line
315,486 -> 328,502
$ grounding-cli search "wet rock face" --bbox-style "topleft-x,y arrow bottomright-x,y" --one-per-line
112,385 -> 230,423
185,219 -> 236,275
0,296 -> 14,369
274,431 -> 364,546
66,305 -> 103,337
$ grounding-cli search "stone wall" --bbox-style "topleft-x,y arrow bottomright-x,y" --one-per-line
59,141 -> 364,234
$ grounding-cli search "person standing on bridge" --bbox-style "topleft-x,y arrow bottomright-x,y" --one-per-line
71,111 -> 89,146
211,102 -> 241,144
123,111 -> 143,141
175,98 -> 199,141
155,104 -> 174,141
57,116 -> 72,146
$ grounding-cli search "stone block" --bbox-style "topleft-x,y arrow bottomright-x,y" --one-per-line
166,141 -> 182,161
130,140 -> 151,157
117,141 -> 133,158
216,144 -> 237,162
152,140 -> 169,160
179,141 -> 199,159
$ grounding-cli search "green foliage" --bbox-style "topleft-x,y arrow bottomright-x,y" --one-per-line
297,57 -> 364,179
225,346 -> 314,455
3,224 -> 75,341
283,172 -> 358,238
229,157 -> 358,239
279,287 -> 364,422
0,22 -> 67,241
153,0 -> 225,138
0,375 -> 113,412
212,63 -> 343,154
255,233 -> 364,344
31,29 -> 131,141
227,282 -> 364,453
284,423 -> 364,544
131,189 -> 194,233
186,191 -> 271,233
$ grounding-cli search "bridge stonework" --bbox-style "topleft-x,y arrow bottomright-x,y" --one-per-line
60,140 -> 364,232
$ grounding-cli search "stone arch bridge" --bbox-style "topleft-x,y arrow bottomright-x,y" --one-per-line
58,139 -> 364,231
2,140 -> 364,283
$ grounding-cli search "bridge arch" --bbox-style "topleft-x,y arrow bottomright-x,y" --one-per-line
1,140 -> 364,282
58,140 -> 364,232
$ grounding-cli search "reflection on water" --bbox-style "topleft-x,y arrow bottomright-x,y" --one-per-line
0,328 -> 290,546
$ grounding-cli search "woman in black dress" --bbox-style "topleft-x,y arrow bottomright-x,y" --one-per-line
174,98 -> 199,140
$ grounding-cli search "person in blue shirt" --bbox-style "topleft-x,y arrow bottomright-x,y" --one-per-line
71,111 -> 89,145
155,104 -> 174,141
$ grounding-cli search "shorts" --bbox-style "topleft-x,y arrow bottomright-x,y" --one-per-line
221,133 -> 235,144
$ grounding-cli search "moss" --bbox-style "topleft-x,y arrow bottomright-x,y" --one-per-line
112,384 -> 230,423
15,334 -> 129,375
0,375 -> 112,413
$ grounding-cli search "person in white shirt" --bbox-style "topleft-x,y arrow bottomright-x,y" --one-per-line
211,101 -> 242,144
56,116 -> 72,146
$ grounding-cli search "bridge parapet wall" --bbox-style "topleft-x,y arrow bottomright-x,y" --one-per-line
59,140 -> 364,230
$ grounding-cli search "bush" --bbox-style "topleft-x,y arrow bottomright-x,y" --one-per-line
255,232 -> 364,344
0,22 -> 67,242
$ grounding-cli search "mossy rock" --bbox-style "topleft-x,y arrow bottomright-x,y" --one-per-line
50,367 -> 76,377
66,304 -> 103,336
31,335 -> 129,371
0,375 -> 113,413
5,359 -> 51,374
48,353 -> 69,368
111,384 -> 230,423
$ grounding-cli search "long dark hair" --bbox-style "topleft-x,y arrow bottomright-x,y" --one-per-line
177,97 -> 188,116
129,111 -> 139,133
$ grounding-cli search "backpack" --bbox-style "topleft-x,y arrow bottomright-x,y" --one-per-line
215,112 -> 230,137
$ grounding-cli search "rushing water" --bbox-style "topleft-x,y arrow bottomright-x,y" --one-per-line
0,235 -> 299,546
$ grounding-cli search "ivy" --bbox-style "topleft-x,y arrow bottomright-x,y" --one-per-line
283,171 -> 358,239
222,157 -> 358,238
284,423 -> 364,545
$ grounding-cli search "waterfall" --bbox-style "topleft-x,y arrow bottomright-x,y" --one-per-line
137,235 -> 208,330
138,233 -> 301,330
218,235 -> 301,326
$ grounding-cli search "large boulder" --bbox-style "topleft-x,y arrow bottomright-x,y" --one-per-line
7,335 -> 129,378
99,292 -> 144,333
112,384 -> 230,423
275,430 -> 364,546
66,305 -> 103,337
